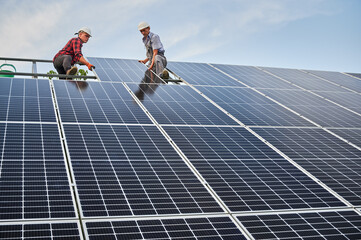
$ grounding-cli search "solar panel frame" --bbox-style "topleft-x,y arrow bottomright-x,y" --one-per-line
327,128 -> 361,149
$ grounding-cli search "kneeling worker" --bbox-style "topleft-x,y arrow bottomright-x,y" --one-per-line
53,27 -> 95,79
138,22 -> 169,79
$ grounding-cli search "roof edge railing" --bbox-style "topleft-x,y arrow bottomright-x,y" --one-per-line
0,56 -> 97,79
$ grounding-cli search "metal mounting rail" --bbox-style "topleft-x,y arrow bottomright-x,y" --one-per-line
0,57 -> 52,63
0,71 -> 97,79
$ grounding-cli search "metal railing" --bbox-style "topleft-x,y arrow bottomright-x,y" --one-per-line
0,57 -> 97,79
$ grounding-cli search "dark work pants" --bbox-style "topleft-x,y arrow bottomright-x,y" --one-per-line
53,55 -> 72,79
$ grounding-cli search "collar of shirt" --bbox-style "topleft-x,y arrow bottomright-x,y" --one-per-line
142,32 -> 153,44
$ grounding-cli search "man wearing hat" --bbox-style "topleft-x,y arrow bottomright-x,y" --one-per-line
53,27 -> 95,78
138,22 -> 169,79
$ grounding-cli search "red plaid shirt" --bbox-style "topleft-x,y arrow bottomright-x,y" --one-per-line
53,37 -> 83,65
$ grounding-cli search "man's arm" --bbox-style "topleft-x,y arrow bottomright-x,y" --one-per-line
79,56 -> 94,70
148,49 -> 158,70
138,58 -> 149,64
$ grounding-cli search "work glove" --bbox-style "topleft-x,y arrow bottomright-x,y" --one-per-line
86,63 -> 95,70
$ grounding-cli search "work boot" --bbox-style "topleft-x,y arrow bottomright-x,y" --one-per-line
161,69 -> 169,80
66,66 -> 78,76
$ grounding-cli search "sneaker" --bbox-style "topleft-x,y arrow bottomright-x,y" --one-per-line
161,69 -> 169,79
66,66 -> 78,75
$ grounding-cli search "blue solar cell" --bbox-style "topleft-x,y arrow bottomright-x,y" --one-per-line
0,222 -> 81,239
306,70 -> 361,93
63,124 -> 223,217
211,64 -> 299,89
196,86 -> 313,127
53,80 -> 152,124
85,216 -> 246,240
258,89 -> 361,127
0,123 -> 75,220
127,83 -> 238,125
329,128 -> 361,148
167,61 -> 244,86
259,67 -> 349,92
237,210 -> 361,240
163,126 -> 344,211
253,127 -> 361,205
0,78 -> 56,122
314,91 -> 361,109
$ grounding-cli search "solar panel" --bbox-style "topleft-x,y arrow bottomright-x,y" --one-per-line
196,86 -> 313,127
167,61 -> 244,86
259,67 -> 350,92
127,83 -> 238,125
63,124 -> 223,217
53,80 -> 152,124
0,78 -> 56,122
253,127 -> 361,206
237,210 -> 361,239
306,70 -> 361,93
258,89 -> 361,127
347,73 -> 361,79
0,222 -> 81,239
87,57 -> 161,83
211,64 -> 300,89
1,57 -> 360,239
163,126 -> 345,211
0,123 -> 76,220
85,216 -> 247,240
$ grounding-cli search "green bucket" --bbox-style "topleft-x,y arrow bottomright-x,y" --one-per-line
0,63 -> 16,78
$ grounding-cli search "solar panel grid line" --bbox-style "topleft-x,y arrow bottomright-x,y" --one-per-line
206,65 -> 323,128
243,127 -> 353,208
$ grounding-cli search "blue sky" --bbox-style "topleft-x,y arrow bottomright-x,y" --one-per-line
0,0 -> 360,73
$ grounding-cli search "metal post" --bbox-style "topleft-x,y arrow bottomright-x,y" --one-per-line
32,61 -> 38,79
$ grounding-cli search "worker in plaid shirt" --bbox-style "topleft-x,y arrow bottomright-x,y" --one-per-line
53,27 -> 95,79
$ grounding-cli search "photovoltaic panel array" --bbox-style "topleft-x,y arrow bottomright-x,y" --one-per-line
1,56 -> 361,240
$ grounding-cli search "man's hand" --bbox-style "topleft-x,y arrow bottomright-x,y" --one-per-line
86,63 -> 95,70
138,59 -> 148,64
